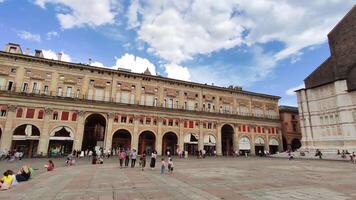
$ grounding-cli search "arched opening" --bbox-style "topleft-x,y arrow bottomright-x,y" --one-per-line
221,124 -> 234,156
239,137 -> 251,155
254,137 -> 265,156
203,134 -> 216,156
184,133 -> 198,155
12,124 -> 40,158
282,136 -> 288,151
48,126 -> 74,157
82,114 -> 106,151
291,138 -> 301,151
138,131 -> 155,155
112,129 -> 131,150
269,138 -> 279,154
162,132 -> 178,155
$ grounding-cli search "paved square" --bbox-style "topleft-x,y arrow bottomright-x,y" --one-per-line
1,157 -> 356,200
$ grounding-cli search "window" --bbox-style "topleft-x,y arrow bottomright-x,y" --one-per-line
32,82 -> 37,93
22,83 -> 28,92
0,109 -> 6,117
61,112 -> 69,120
154,98 -> 157,107
121,116 -> 127,123
146,118 -> 151,125
38,110 -> 44,119
76,89 -> 80,98
72,113 -> 77,121
43,85 -> 49,95
26,108 -> 35,118
66,87 -> 72,97
11,68 -> 16,73
163,99 -> 167,108
169,99 -> 174,108
7,81 -> 13,91
292,123 -> 297,132
153,119 -> 157,125
168,120 -> 173,126
9,47 -> 17,53
53,112 -> 58,120
114,115 -> 119,123
140,95 -> 145,105
139,118 -> 144,124
176,100 -> 179,109
292,115 -> 295,120
189,121 -> 194,128
129,117 -> 133,123
57,87 -> 63,96
16,108 -> 23,118
163,119 -> 167,126
208,123 -> 212,129
130,94 -> 135,104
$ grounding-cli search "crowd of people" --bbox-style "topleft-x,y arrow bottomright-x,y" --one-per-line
0,165 -> 34,190
0,149 -> 24,162
337,149 -> 356,163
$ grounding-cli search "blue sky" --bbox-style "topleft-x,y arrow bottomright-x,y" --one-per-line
0,0 -> 355,106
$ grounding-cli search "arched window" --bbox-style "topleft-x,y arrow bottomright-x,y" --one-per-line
38,110 -> 44,119
71,112 -> 77,121
53,111 -> 58,120
16,108 -> 23,118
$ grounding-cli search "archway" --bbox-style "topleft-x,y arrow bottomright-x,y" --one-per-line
254,137 -> 265,156
291,138 -> 301,151
221,124 -> 234,156
184,133 -> 198,155
112,129 -> 131,150
82,114 -> 106,151
282,136 -> 288,151
48,126 -> 74,157
162,132 -> 178,155
239,136 -> 251,155
269,138 -> 279,154
138,131 -> 156,155
12,124 -> 40,158
203,134 -> 216,156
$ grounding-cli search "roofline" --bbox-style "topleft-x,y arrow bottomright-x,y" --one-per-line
0,50 -> 281,100
327,5 -> 356,37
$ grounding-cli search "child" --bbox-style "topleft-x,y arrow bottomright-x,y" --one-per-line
160,158 -> 166,174
168,158 -> 174,174
0,170 -> 14,190
45,160 -> 54,171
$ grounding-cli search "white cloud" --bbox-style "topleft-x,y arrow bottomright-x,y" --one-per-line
286,84 -> 305,96
164,63 -> 191,81
42,49 -> 71,62
90,61 -> 106,68
34,0 -> 120,29
113,53 -> 156,75
47,31 -> 59,40
17,31 -> 41,42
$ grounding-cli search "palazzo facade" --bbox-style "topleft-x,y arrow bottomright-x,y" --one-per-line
0,43 -> 282,157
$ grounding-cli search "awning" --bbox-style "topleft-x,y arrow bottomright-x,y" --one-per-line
239,137 -> 251,150
269,138 -> 279,146
203,135 -> 216,146
184,133 -> 198,144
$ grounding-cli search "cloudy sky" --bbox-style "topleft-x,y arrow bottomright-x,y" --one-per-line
0,0 -> 355,105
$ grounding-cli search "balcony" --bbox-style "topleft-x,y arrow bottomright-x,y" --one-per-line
0,86 -> 280,121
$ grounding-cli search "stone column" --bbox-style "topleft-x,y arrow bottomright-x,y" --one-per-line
131,116 -> 139,152
179,119 -> 184,151
216,123 -> 222,155
278,130 -> 284,152
198,121 -> 204,151
156,118 -> 163,155
251,134 -> 256,156
233,124 -> 239,151
0,105 -> 16,150
73,111 -> 85,150
104,113 -> 114,151
265,129 -> 270,152
37,108 -> 52,156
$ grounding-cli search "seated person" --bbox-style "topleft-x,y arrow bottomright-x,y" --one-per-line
0,170 -> 14,190
45,160 -> 54,171
15,165 -> 31,182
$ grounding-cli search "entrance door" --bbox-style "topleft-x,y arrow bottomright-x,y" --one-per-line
138,131 -> 155,155
112,129 -> 131,150
162,132 -> 178,155
82,114 -> 106,151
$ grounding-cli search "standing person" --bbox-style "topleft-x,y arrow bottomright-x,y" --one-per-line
119,149 -> 126,168
150,150 -> 157,170
125,148 -> 131,167
131,149 -> 137,168
141,151 -> 147,171
160,158 -> 166,174
92,149 -> 97,164
168,158 -> 174,174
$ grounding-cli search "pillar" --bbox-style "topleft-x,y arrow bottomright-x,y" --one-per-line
73,111 -> 85,150
278,130 -> 284,152
198,121 -> 204,151
265,129 -> 270,152
156,118 -> 163,155
251,134 -> 256,156
37,108 -> 52,156
179,119 -> 184,152
0,105 -> 16,151
216,123 -> 222,155
104,113 -> 114,151
233,124 -> 239,151
131,116 -> 139,152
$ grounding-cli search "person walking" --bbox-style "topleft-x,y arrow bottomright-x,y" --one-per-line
168,158 -> 174,174
131,149 -> 137,168
150,150 -> 157,170
160,158 -> 166,174
119,149 -> 126,168
125,148 -> 131,167
141,151 -> 147,171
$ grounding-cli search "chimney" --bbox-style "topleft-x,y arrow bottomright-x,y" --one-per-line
25,48 -> 30,55
57,52 -> 62,61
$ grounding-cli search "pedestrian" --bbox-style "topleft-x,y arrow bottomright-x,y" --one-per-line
45,160 -> 54,171
125,148 -> 131,167
168,158 -> 174,174
141,151 -> 146,171
150,150 -> 157,169
160,158 -> 166,174
91,149 -> 97,164
119,149 -> 125,168
131,149 -> 137,168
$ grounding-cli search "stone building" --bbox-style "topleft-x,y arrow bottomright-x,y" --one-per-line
296,5 -> 356,152
279,106 -> 301,151
0,43 -> 282,157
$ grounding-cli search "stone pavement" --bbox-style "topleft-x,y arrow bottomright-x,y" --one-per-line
0,157 -> 356,200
